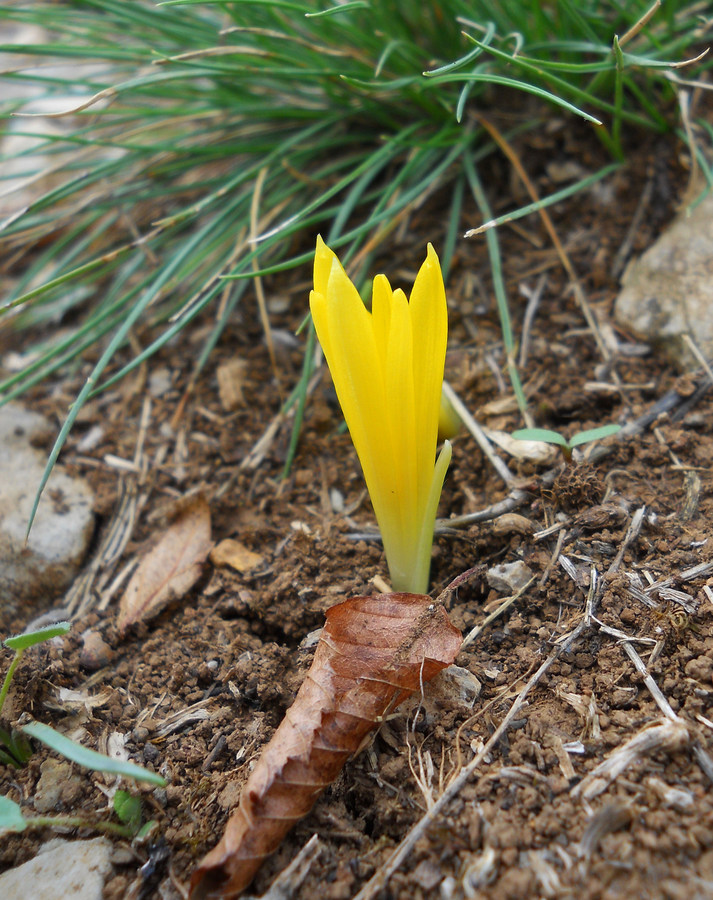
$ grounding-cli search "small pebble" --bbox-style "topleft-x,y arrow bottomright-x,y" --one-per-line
143,743 -> 160,763
165,785 -> 183,805
492,513 -> 534,536
619,607 -> 637,625
79,630 -> 113,670
148,367 -> 172,397
0,838 -> 112,900
34,759 -> 82,813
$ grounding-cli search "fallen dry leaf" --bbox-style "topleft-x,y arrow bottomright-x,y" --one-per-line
190,592 -> 461,899
209,538 -> 263,573
117,495 -> 212,632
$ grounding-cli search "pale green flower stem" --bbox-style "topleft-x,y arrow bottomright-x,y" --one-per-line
389,440 -> 452,595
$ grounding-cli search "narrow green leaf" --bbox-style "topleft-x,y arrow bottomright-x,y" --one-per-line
464,155 -> 528,418
305,1 -> 369,17
611,34 -> 625,161
4,623 -> 71,652
0,749 -> 22,768
569,424 -> 622,447
136,820 -> 159,840
0,727 -> 33,767
434,71 -> 603,125
512,428 -> 569,447
282,323 -> 316,479
424,22 -> 495,76
21,722 -> 166,786
467,162 -> 621,235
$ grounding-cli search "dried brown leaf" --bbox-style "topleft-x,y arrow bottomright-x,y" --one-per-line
190,592 -> 461,899
117,495 -> 212,632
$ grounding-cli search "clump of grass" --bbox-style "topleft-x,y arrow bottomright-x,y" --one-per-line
0,0 -> 710,510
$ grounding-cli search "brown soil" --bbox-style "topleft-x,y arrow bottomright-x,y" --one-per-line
2,121 -> 713,900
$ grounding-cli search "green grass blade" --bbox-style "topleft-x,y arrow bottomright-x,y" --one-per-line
21,722 -> 166,786
282,323 -> 316,478
468,162 -> 621,235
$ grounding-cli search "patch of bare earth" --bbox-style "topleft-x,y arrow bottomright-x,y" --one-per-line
1,122 -> 712,900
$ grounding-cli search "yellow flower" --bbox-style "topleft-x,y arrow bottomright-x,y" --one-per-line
310,236 -> 452,594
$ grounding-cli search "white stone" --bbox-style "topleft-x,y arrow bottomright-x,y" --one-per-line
486,560 -> 534,594
0,403 -> 94,610
0,837 -> 112,900
615,191 -> 713,366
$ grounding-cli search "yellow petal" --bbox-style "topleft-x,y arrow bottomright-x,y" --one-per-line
408,243 -> 447,488
383,286 -> 417,497
318,260 -> 389,496
368,286 -> 415,570
313,235 -> 339,299
371,273 -> 393,361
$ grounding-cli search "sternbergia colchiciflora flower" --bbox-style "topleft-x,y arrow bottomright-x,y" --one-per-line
310,236 -> 451,594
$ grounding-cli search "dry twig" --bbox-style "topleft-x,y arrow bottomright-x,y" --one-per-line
63,396 -> 155,617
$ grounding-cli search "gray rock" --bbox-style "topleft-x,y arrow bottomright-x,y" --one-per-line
0,403 -> 94,611
615,191 -> 713,366
486,560 -> 534,594
33,758 -> 83,814
0,837 -> 112,900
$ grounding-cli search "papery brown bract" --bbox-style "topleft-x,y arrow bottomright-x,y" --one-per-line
190,593 -> 461,899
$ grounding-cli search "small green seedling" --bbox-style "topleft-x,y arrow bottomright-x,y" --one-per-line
512,424 -> 621,463
113,789 -> 159,840
1,623 -> 165,838
0,623 -> 71,766
0,724 -> 32,768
